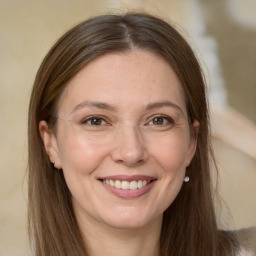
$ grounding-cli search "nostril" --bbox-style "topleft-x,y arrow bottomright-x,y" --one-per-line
115,159 -> 145,167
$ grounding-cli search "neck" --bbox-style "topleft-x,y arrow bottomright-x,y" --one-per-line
77,214 -> 162,256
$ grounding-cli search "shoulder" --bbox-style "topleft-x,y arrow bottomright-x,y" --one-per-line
236,247 -> 255,256
233,226 -> 256,256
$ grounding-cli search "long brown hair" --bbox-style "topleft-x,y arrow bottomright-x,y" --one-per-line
28,13 -> 238,256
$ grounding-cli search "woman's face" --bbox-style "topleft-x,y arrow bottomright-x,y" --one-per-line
40,49 -> 199,230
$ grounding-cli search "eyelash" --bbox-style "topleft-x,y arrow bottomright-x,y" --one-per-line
80,115 -> 174,127
80,116 -> 108,126
147,115 -> 174,127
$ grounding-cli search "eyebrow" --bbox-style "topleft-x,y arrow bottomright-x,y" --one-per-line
145,101 -> 185,117
71,100 -> 185,116
71,101 -> 117,114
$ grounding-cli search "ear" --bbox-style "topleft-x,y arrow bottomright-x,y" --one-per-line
39,120 -> 62,169
186,120 -> 200,167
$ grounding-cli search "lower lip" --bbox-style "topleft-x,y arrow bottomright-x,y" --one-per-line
101,181 -> 156,199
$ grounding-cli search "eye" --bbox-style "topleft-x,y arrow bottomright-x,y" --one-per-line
81,116 -> 107,126
148,115 -> 174,126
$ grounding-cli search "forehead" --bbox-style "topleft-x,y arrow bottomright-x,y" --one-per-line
57,49 -> 186,115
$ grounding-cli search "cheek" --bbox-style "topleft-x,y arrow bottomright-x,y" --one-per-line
57,131 -> 109,175
148,134 -> 190,207
150,134 -> 190,172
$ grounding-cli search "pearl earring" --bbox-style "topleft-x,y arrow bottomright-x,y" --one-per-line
184,176 -> 190,182
51,160 -> 55,168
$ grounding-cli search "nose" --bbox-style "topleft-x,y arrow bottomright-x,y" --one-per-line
111,125 -> 148,167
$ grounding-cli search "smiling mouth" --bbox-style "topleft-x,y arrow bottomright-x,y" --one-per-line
98,176 -> 156,198
100,179 -> 153,190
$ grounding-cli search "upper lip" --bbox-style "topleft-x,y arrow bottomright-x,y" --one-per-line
98,175 -> 157,182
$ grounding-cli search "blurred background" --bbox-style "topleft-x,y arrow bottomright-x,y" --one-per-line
0,0 -> 255,255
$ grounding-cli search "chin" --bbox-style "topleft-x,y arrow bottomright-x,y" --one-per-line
100,210 -> 161,230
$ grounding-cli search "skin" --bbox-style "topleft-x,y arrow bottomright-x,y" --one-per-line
40,49 -> 199,256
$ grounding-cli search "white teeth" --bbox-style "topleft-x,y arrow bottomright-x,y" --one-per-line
130,181 -> 137,190
102,179 -> 151,190
115,180 -> 121,189
121,181 -> 130,190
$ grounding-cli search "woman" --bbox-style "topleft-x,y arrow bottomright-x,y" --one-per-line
28,13 -> 246,256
